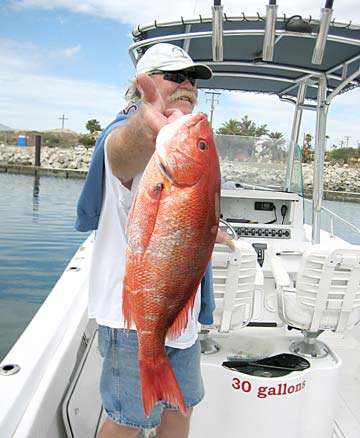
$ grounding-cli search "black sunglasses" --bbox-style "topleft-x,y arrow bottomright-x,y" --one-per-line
152,70 -> 197,86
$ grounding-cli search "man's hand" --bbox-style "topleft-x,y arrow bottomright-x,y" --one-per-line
136,74 -> 184,142
106,73 -> 185,186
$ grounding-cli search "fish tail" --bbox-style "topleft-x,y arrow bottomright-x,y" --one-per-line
140,355 -> 186,417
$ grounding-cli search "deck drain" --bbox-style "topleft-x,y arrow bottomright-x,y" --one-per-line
0,364 -> 21,376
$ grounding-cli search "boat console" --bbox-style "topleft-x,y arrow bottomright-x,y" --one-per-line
220,188 -> 306,270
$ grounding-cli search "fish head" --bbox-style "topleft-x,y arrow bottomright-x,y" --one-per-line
155,113 -> 219,187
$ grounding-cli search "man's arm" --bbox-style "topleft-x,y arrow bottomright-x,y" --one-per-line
106,74 -> 183,188
106,112 -> 155,187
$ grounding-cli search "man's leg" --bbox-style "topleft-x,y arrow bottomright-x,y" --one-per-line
98,328 -> 162,437
99,417 -> 140,438
156,408 -> 193,438
154,340 -> 203,438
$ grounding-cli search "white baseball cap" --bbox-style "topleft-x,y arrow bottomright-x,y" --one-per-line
136,43 -> 212,79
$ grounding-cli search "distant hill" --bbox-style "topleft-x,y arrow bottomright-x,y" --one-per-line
42,129 -> 81,148
0,128 -> 81,148
0,123 -> 13,131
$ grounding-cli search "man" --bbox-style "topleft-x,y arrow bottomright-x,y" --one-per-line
76,43 -> 214,438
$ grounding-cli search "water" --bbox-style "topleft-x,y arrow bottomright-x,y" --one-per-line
0,173 -> 88,361
304,198 -> 360,245
0,173 -> 359,361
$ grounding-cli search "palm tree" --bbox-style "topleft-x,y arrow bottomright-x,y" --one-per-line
216,119 -> 241,135
86,119 -> 102,134
269,131 -> 283,139
217,116 -> 270,137
238,116 -> 269,137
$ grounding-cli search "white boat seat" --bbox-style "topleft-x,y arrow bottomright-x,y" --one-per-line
271,244 -> 360,357
212,239 -> 263,333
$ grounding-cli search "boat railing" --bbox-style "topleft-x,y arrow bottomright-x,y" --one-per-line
304,198 -> 360,237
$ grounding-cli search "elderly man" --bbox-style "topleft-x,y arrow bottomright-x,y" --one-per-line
76,43 -> 214,438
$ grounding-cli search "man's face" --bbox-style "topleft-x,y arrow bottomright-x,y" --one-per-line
150,72 -> 198,114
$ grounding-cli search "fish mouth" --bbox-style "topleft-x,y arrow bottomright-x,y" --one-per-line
155,153 -> 174,184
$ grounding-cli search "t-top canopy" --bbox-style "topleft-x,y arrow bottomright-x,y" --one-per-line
129,12 -> 360,101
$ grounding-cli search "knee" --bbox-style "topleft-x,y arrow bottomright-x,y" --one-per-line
98,417 -> 140,438
156,408 -> 193,438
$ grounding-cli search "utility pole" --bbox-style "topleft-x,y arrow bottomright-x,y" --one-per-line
205,91 -> 221,128
58,114 -> 68,129
344,136 -> 351,147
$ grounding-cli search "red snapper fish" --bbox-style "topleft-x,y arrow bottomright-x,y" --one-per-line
122,112 -> 220,416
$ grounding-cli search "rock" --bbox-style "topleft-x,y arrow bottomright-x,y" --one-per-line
1,146 -> 360,193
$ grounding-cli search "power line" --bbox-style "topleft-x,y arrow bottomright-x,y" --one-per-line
344,135 -> 351,147
205,91 -> 221,128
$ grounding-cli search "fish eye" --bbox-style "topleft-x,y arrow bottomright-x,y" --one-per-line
198,140 -> 207,150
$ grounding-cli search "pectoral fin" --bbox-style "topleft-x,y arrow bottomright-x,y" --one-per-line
167,286 -> 198,339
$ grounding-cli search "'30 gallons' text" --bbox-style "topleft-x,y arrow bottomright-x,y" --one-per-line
232,378 -> 307,399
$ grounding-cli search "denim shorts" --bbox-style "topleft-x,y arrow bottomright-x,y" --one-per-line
98,325 -> 204,430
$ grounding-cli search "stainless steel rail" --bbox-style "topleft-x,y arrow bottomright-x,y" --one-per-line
304,198 -> 360,237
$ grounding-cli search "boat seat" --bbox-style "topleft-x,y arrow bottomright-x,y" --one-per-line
271,244 -> 360,358
212,238 -> 263,333
200,238 -> 262,354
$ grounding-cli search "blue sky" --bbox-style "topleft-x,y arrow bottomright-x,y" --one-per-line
0,0 -> 359,148
0,9 -> 132,83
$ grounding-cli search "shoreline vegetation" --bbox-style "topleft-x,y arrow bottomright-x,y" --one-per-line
1,144 -> 360,202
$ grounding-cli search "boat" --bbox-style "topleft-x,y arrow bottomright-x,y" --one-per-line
1,1 -> 360,437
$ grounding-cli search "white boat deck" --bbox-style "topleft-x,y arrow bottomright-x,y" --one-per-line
94,325 -> 360,438
328,326 -> 360,438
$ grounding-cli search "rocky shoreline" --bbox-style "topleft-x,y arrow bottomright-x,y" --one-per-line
1,145 -> 360,200
220,159 -> 360,198
0,145 -> 92,171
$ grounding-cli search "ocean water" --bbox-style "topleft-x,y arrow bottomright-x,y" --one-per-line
0,173 -> 88,361
304,198 -> 360,245
0,173 -> 359,361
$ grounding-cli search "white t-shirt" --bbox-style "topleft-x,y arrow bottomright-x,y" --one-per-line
88,140 -> 201,348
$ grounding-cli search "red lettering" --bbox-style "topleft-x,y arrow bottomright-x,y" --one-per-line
268,387 -> 276,396
257,387 -> 267,398
288,385 -> 295,394
232,379 -> 307,398
232,378 -> 252,393
232,377 -> 241,390
257,380 -> 307,400
242,380 -> 252,393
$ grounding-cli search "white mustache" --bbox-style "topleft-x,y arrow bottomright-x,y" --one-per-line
168,89 -> 197,106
